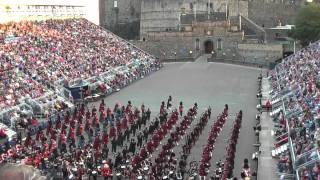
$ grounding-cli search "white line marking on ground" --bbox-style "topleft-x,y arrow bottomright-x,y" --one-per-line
208,62 -> 263,70
163,62 -> 193,64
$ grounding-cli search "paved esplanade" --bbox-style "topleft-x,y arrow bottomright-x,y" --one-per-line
91,57 -> 261,178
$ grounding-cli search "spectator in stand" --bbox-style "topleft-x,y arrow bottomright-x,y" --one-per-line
270,41 -> 320,178
0,18 -> 160,113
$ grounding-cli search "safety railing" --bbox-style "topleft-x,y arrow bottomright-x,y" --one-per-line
277,172 -> 296,180
275,68 -> 298,180
295,148 -> 320,170
274,50 -> 320,180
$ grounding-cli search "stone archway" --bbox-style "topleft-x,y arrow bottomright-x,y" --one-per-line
204,40 -> 214,54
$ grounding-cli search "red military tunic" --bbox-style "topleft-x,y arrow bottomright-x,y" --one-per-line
109,126 -> 116,139
101,163 -> 111,177
102,131 -> 108,145
122,118 -> 128,130
93,136 -> 101,150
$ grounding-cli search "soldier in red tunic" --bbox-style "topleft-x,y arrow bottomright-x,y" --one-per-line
85,116 -> 91,131
93,135 -> 101,151
100,110 -> 106,123
92,106 -> 97,115
64,113 -> 70,124
141,103 -> 145,114
109,125 -> 116,139
140,146 -> 148,159
147,140 -> 154,153
102,130 -> 108,145
92,111 -> 99,127
179,102 -> 183,116
101,161 -> 111,180
106,107 -> 112,124
56,115 -> 62,129
116,119 -> 122,135
126,101 -> 132,114
122,117 -> 128,130
99,101 -> 105,113
80,103 -> 85,115
46,123 -> 52,136
160,101 -> 165,115
86,110 -> 91,120
131,154 -> 140,172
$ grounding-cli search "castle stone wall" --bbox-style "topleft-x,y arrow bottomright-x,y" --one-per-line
100,0 -> 141,39
248,0 -> 302,27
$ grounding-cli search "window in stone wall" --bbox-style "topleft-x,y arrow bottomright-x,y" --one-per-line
196,39 -> 200,50
190,3 -> 193,10
217,38 -> 222,50
181,8 -> 186,15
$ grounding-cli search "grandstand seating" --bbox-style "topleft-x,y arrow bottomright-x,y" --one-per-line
0,18 -> 160,128
1,19 -> 156,85
270,41 -> 320,179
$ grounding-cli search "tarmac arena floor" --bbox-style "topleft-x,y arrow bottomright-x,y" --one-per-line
89,61 -> 262,179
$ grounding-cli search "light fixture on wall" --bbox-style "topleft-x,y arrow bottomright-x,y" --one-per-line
114,0 -> 118,8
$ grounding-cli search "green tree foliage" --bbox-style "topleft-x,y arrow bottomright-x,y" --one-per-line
290,3 -> 320,46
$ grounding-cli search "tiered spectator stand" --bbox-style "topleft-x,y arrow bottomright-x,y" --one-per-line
268,41 -> 320,180
0,18 -> 161,148
67,60 -> 160,104
269,66 -> 297,178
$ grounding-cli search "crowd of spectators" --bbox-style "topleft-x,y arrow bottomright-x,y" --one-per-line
0,54 -> 46,111
270,41 -> 320,179
0,18 -> 160,126
1,19 -> 157,85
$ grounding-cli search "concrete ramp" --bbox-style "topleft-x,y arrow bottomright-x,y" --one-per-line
194,54 -> 210,63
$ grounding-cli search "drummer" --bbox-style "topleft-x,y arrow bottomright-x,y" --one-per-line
101,160 -> 111,180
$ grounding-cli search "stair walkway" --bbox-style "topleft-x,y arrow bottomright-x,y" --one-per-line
194,55 -> 210,63
257,77 -> 278,180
